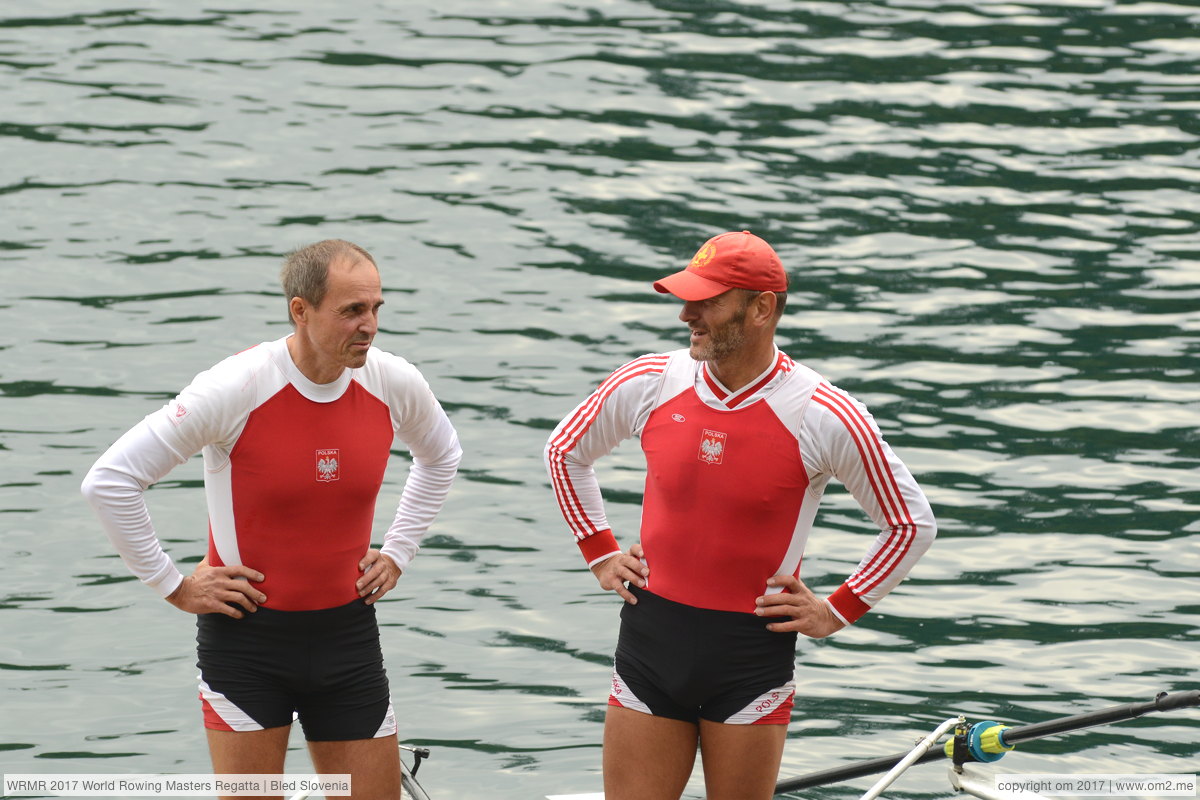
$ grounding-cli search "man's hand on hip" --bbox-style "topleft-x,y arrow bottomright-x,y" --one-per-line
591,542 -> 649,605
755,575 -> 846,638
358,549 -> 401,605
167,558 -> 266,618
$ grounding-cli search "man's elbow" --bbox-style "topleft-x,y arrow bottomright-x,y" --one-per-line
81,464 -> 141,509
421,439 -> 463,474
543,439 -> 566,476
80,463 -> 107,506
80,469 -> 97,504
914,514 -> 937,554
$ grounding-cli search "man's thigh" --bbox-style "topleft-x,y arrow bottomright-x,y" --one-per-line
308,733 -> 401,800
206,726 -> 291,800
603,705 -> 699,800
698,718 -> 788,800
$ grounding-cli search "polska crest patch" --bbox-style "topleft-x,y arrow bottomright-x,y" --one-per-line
315,449 -> 340,482
698,429 -> 727,465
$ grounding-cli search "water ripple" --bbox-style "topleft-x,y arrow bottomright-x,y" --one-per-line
1,2 -> 1197,797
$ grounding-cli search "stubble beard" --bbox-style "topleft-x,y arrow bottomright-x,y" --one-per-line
689,307 -> 748,363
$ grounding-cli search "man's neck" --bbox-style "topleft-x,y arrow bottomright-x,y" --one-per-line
706,341 -> 776,393
286,334 -> 345,385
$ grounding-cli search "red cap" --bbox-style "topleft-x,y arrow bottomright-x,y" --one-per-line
653,231 -> 787,301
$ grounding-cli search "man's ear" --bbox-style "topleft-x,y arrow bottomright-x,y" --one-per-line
289,296 -> 307,326
751,291 -> 777,326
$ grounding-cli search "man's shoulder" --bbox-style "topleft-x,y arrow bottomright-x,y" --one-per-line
362,346 -> 420,377
219,337 -> 279,365
613,349 -> 681,374
776,352 -> 824,387
364,345 -> 413,367
158,339 -> 283,433
594,351 -> 679,391
356,346 -> 430,398
190,338 -> 282,389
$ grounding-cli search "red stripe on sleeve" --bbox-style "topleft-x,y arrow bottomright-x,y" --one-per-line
547,355 -> 668,543
812,386 -> 916,594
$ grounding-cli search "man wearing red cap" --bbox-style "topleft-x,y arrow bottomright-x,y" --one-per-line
545,231 -> 936,799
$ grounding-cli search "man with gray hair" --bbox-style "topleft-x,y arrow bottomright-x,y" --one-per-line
83,239 -> 462,798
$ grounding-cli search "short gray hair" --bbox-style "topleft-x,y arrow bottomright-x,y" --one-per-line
736,288 -> 788,320
280,239 -> 377,325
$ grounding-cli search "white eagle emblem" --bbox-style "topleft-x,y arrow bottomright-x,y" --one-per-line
315,448 -> 340,482
698,429 -> 727,465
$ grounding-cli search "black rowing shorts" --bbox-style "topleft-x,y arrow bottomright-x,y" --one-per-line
196,598 -> 395,741
610,587 -> 797,725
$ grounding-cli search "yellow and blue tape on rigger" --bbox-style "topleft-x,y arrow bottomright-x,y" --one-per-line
944,721 -> 1015,763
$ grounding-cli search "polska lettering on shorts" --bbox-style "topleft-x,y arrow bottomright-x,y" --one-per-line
756,690 -> 783,713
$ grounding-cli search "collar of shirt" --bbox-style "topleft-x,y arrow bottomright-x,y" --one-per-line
697,346 -> 795,410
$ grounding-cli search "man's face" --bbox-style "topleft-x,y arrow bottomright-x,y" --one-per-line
302,256 -> 383,376
679,289 -> 751,363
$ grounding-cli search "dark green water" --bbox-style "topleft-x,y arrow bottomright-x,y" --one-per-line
1,3 -> 1196,799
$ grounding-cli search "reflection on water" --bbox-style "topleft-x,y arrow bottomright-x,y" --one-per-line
1,2 -> 1197,798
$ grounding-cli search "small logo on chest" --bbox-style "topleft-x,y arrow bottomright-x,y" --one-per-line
698,429 -> 727,465
315,449 -> 341,482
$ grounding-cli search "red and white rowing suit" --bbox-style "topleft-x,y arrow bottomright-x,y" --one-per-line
82,335 -> 462,611
546,347 -> 935,625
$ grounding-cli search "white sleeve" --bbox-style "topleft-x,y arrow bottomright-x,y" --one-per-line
377,357 -> 462,572
81,414 -> 193,597
806,382 -> 937,622
544,354 -> 667,566
80,361 -> 250,598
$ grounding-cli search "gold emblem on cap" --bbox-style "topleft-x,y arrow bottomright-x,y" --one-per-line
688,243 -> 716,272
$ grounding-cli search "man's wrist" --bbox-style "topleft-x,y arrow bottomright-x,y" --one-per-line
579,529 -> 620,564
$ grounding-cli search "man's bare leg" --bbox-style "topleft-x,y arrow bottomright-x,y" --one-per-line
698,718 -> 788,800
207,726 -> 291,800
308,733 -> 402,800
602,705 -> 699,800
